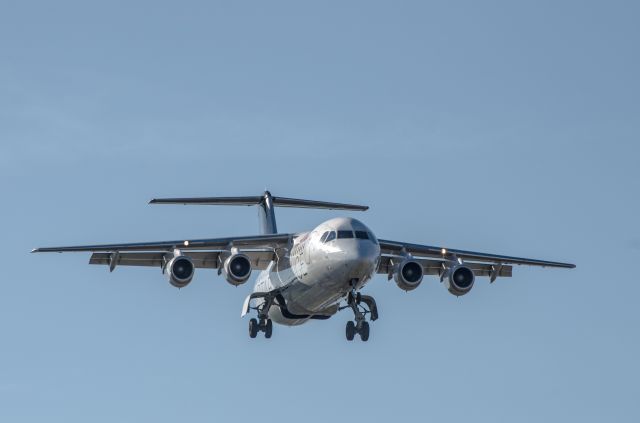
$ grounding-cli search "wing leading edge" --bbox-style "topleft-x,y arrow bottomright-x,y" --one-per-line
378,239 -> 575,269
32,233 -> 293,253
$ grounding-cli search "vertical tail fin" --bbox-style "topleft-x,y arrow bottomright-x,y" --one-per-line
258,191 -> 277,234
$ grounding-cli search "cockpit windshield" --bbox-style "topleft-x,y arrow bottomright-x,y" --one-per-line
323,231 -> 336,242
355,230 -> 369,239
322,229 -> 376,243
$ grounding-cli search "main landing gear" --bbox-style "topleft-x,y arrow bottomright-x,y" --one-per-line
249,317 -> 273,339
341,288 -> 378,342
246,293 -> 276,339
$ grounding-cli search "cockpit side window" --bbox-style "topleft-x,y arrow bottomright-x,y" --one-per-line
324,231 -> 336,242
337,230 -> 354,239
355,230 -> 369,240
320,231 -> 329,243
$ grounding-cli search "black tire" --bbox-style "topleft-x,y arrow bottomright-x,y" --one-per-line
360,321 -> 370,342
249,318 -> 259,338
346,321 -> 356,341
264,319 -> 273,339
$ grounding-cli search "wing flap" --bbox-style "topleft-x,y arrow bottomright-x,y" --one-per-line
90,250 -> 275,270
466,262 -> 512,278
377,256 -> 512,278
90,252 -> 165,267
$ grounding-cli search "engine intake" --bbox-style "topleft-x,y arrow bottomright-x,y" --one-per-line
444,265 -> 475,296
166,256 -> 194,288
223,253 -> 252,286
394,259 -> 423,291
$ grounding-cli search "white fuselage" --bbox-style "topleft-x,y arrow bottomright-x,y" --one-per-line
252,217 -> 380,326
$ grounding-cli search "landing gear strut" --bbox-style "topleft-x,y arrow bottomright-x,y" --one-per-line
341,284 -> 378,342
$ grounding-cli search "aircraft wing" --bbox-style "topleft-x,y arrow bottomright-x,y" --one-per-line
377,239 -> 575,269
377,255 -> 514,279
32,234 -> 292,253
32,234 -> 293,270
88,250 -> 277,270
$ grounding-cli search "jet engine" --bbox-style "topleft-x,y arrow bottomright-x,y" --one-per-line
166,256 -> 195,288
223,253 -> 252,286
394,259 -> 424,291
444,265 -> 475,296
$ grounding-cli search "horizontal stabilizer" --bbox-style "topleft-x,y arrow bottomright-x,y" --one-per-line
149,191 -> 367,235
149,194 -> 368,211
272,196 -> 368,211
149,196 -> 263,206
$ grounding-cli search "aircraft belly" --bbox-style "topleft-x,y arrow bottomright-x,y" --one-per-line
256,242 -> 376,326
268,306 -> 308,326
261,268 -> 344,326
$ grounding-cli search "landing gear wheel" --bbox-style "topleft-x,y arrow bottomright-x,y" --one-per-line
341,291 -> 377,342
346,321 -> 356,341
249,318 -> 259,338
359,321 -> 370,342
264,319 -> 273,339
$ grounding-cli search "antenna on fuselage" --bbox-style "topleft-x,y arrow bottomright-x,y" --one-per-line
149,191 -> 368,235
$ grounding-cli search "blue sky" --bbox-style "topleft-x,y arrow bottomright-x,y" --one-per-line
1,1 -> 639,422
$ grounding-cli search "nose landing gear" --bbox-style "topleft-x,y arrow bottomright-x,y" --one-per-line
341,285 -> 378,342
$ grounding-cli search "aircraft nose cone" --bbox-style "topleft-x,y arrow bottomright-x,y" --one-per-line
340,241 -> 380,271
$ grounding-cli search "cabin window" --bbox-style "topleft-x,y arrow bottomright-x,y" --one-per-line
355,230 -> 369,240
337,230 -> 354,239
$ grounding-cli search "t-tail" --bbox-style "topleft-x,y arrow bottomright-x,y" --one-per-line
149,191 -> 368,234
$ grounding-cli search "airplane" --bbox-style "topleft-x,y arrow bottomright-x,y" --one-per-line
33,191 -> 575,342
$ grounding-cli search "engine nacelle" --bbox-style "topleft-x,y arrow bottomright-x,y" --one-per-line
223,253 -> 252,286
166,256 -> 195,288
444,265 -> 475,296
394,259 -> 424,291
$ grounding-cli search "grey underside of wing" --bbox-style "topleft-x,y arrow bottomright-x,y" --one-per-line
89,251 -> 275,270
378,239 -> 575,269
33,234 -> 292,253
377,256 -> 513,277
